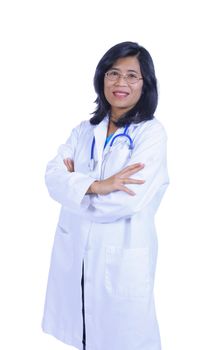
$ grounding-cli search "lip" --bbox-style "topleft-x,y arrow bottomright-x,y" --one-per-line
112,90 -> 129,97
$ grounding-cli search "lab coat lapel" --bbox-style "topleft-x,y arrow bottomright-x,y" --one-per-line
102,125 -> 127,156
93,119 -> 134,164
93,117 -> 109,172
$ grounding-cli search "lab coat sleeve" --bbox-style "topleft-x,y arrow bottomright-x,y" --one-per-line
45,124 -> 95,210
83,122 -> 169,223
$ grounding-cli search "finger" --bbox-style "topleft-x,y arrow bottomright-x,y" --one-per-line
70,159 -> 75,171
63,159 -> 69,167
116,163 -> 142,175
117,163 -> 143,174
118,163 -> 145,176
63,159 -> 72,171
68,160 -> 73,169
117,184 -> 136,196
63,159 -> 70,167
123,163 -> 145,171
122,178 -> 145,185
119,167 -> 145,178
68,159 -> 74,169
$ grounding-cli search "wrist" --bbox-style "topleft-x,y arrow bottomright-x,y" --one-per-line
89,181 -> 99,194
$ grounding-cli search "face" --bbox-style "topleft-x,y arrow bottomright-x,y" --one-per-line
104,56 -> 143,119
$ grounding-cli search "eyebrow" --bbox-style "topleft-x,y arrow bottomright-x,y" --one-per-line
110,67 -> 140,74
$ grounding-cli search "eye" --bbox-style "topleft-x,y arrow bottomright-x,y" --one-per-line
109,70 -> 119,77
127,73 -> 138,79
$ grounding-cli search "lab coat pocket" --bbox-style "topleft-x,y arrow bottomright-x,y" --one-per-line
52,224 -> 73,271
105,246 -> 150,299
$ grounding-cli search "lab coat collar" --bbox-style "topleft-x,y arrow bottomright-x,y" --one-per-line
93,116 -> 109,164
93,115 -> 131,160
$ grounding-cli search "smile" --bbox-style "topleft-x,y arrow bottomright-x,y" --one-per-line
113,91 -> 129,98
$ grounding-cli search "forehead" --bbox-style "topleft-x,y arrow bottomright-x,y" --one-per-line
111,56 -> 141,72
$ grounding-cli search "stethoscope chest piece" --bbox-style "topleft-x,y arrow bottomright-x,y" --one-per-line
88,158 -> 96,171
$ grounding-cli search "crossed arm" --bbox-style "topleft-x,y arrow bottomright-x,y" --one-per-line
63,158 -> 145,196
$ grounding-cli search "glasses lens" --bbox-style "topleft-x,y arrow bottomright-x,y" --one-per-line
106,70 -> 142,84
106,70 -> 119,81
126,74 -> 139,84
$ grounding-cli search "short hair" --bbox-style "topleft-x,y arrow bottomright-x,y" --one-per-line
90,41 -> 158,127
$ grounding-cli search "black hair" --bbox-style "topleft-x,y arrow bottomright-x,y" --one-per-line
90,41 -> 158,127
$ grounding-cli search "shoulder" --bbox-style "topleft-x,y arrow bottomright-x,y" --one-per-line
132,118 -> 167,141
59,119 -> 92,157
71,119 -> 93,136
145,118 -> 167,134
128,118 -> 167,152
63,120 -> 93,143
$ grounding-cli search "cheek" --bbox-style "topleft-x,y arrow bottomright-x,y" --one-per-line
104,84 -> 112,103
132,86 -> 143,102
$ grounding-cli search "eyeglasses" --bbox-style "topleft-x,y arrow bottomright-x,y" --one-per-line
105,69 -> 143,84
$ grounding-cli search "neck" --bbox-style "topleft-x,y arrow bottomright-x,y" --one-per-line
107,118 -> 119,136
110,107 -> 129,121
110,114 -> 121,122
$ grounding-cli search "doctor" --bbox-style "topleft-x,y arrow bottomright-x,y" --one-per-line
42,41 -> 169,350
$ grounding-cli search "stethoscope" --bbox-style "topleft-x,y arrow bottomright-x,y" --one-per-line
89,125 -> 134,171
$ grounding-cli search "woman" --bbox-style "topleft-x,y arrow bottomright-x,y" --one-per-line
42,41 -> 169,350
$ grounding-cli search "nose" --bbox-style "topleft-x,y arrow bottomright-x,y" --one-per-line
115,75 -> 128,85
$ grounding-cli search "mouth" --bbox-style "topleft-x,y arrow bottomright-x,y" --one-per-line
112,91 -> 129,98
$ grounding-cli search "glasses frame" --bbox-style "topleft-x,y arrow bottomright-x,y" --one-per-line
105,70 -> 143,84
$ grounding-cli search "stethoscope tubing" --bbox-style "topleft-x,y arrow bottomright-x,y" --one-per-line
109,125 -> 133,149
90,135 -> 96,160
90,125 -> 133,162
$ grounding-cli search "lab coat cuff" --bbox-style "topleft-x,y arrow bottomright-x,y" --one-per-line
71,174 -> 96,209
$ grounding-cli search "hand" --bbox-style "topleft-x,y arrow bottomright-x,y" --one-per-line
88,163 -> 145,196
63,158 -> 74,172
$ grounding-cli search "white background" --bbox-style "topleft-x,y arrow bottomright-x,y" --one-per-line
0,1 -> 203,349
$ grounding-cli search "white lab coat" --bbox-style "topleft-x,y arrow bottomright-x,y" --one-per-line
42,116 -> 169,350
